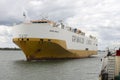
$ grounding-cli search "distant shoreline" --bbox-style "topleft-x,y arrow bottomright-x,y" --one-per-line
0,48 -> 21,50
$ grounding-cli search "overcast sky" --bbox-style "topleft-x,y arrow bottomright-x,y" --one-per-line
0,0 -> 120,50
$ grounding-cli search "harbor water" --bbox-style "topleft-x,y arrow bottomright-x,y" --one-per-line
0,50 -> 106,80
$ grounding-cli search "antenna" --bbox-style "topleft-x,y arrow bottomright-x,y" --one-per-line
23,11 -> 26,19
22,8 -> 30,22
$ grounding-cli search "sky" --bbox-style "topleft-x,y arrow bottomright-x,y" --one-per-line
0,0 -> 120,50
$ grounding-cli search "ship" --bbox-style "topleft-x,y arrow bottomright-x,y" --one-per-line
99,48 -> 120,80
12,19 -> 98,61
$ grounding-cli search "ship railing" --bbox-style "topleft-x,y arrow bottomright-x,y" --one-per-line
62,26 -> 86,36
56,24 -> 96,39
53,21 -> 97,39
31,20 -> 86,36
30,20 -> 89,37
30,20 -> 96,37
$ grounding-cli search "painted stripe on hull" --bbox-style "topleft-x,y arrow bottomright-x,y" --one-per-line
13,38 -> 97,60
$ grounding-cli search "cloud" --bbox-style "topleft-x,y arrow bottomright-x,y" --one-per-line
0,25 -> 17,48
0,0 -> 120,49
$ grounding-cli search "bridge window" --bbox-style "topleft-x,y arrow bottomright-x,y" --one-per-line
86,48 -> 89,51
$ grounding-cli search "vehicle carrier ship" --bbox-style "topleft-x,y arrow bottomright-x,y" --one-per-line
13,19 -> 98,61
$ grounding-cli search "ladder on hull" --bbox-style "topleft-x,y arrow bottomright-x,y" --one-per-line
107,56 -> 115,80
